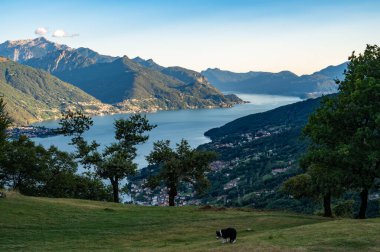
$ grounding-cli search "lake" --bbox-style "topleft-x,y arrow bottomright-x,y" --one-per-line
33,94 -> 302,168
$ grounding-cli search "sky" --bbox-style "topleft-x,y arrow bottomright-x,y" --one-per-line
1,0 -> 380,75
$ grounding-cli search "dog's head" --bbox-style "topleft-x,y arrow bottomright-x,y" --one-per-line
216,230 -> 222,239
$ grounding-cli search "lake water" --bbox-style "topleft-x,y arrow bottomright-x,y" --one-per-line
33,94 -> 302,168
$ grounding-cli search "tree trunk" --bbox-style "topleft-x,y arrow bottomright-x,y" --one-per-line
168,186 -> 177,206
358,188 -> 368,219
111,177 -> 119,203
323,192 -> 333,218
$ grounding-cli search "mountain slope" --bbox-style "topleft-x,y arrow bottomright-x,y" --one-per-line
129,97 -> 323,210
0,57 -> 115,124
0,37 -> 117,73
202,63 -> 348,98
55,56 -> 242,110
0,37 -> 69,62
204,97 -> 323,140
197,97 -> 323,209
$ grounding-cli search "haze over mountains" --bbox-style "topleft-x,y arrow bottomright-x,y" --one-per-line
0,37 -> 242,124
202,62 -> 347,98
0,37 -> 349,125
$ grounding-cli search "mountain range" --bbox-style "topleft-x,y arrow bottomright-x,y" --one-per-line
0,37 -> 116,72
202,62 -> 347,98
0,37 -> 349,125
0,37 -> 242,124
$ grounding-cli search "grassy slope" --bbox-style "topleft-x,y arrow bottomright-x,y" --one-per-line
0,193 -> 379,251
0,58 -> 110,125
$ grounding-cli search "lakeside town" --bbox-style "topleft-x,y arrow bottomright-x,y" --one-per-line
7,125 -> 59,139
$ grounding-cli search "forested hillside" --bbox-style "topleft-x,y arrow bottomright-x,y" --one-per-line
0,57 -> 115,124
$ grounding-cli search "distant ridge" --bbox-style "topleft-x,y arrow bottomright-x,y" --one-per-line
202,62 -> 348,98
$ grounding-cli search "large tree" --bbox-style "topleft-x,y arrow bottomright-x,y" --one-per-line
0,137 -> 86,197
282,162 -> 345,217
146,139 -> 217,206
335,45 -> 380,218
60,111 -> 156,203
298,44 -> 380,219
0,136 -> 47,191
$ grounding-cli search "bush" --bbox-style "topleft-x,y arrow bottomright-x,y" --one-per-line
333,200 -> 354,218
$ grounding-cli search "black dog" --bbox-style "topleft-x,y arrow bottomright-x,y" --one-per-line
216,227 -> 237,243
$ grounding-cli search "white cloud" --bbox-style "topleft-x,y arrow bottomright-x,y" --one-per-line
52,29 -> 66,37
34,27 -> 48,35
52,29 -> 79,38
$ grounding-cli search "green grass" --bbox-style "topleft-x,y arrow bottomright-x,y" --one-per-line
0,192 -> 379,251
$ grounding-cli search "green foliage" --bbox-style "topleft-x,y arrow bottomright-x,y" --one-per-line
114,114 -> 156,149
60,111 -> 155,202
0,98 -> 12,182
59,110 -> 94,141
0,133 -> 110,200
281,174 -> 314,199
147,139 -> 217,206
297,44 -> 380,219
0,136 -> 48,190
0,99 -> 110,199
333,200 -> 355,218
0,97 -> 12,142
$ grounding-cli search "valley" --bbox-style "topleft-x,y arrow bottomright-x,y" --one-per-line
1,1 -> 380,251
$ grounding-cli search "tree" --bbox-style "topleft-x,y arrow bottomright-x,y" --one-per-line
282,163 -> 345,217
334,45 -> 380,218
146,139 -> 217,206
60,111 -> 156,203
0,136 -> 47,191
0,104 -> 110,200
0,97 -> 12,188
0,97 -> 12,143
297,44 -> 380,219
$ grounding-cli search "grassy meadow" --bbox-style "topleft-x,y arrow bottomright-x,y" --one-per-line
0,192 -> 379,251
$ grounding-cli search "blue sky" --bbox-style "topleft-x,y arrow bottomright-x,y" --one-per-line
1,0 -> 380,74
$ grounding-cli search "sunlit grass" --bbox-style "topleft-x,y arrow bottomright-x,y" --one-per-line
0,192 -> 379,251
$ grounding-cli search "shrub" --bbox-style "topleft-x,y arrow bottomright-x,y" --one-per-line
333,200 -> 354,218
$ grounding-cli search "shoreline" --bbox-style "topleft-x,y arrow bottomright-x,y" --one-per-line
16,100 -> 246,136
7,125 -> 60,139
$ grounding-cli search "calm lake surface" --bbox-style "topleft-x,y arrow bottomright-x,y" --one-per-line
33,94 -> 302,168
